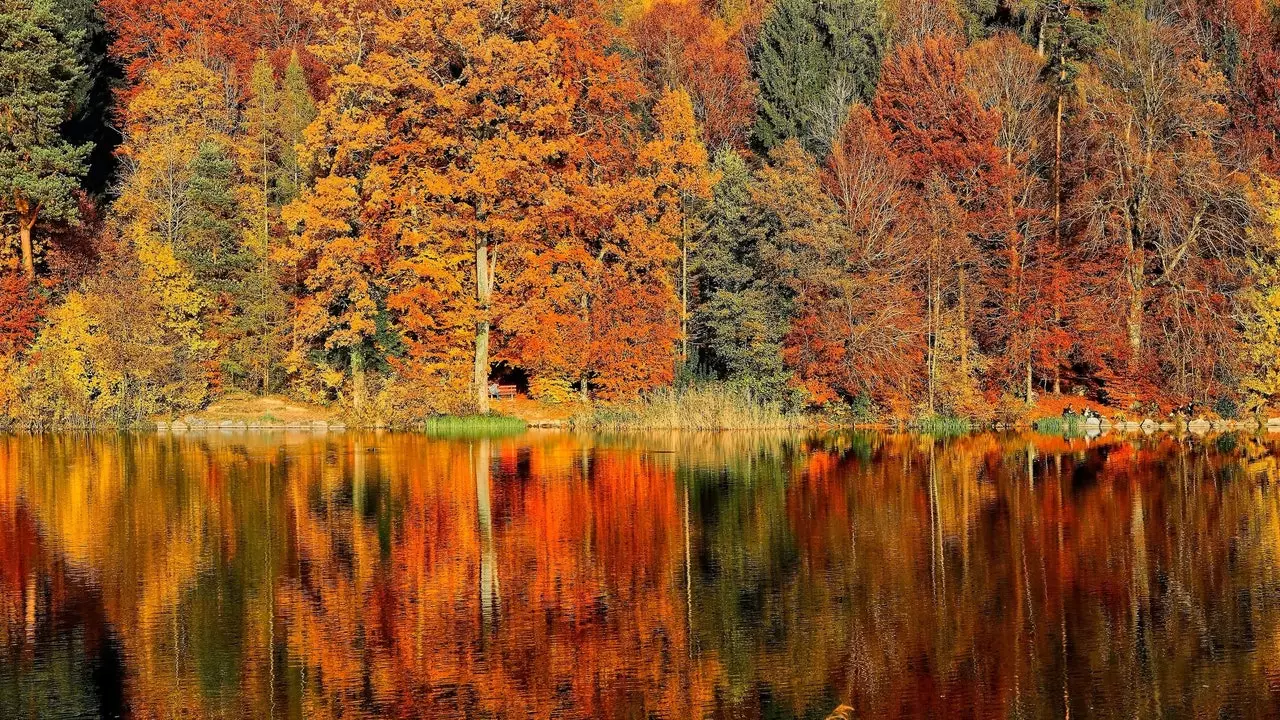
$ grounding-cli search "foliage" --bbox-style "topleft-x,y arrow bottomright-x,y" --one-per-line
753,0 -> 883,154
691,149 -> 793,402
1241,176 -> 1280,411
0,0 -> 92,278
3,0 -> 1279,426
629,0 -> 757,149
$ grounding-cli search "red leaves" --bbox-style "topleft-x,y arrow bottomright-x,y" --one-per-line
100,0 -> 323,100
628,0 -> 757,149
0,274 -> 44,357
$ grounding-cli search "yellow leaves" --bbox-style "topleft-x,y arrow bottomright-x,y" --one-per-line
641,87 -> 717,204
16,276 -> 209,425
1241,175 -> 1280,411
124,60 -> 232,152
135,236 -> 210,354
23,292 -> 97,421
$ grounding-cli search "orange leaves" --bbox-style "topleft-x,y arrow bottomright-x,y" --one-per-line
875,35 -> 1008,200
100,0 -> 320,97
280,175 -> 382,353
628,0 -> 757,148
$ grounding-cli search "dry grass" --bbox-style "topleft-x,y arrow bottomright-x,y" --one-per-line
578,385 -> 805,430
173,392 -> 335,425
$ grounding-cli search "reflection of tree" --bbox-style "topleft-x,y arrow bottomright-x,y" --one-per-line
7,431 -> 1280,717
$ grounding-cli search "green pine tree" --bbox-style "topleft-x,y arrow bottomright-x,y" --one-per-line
183,142 -> 248,290
692,149 -> 794,401
753,0 -> 883,154
0,0 -> 91,278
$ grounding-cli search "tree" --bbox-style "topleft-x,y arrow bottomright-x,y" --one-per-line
277,51 -> 316,206
226,52 -> 299,395
640,88 -> 716,365
964,33 -> 1051,401
0,274 -> 43,357
882,0 -> 962,46
753,0 -> 883,153
691,149 -> 792,399
874,35 -> 1016,414
280,176 -> 383,410
796,104 -> 922,411
499,9 -> 690,403
112,59 -> 240,401
98,0 -> 315,93
1241,176 -> 1280,411
0,0 -> 91,279
1072,7 -> 1250,404
629,0 -> 758,149
239,53 -> 280,261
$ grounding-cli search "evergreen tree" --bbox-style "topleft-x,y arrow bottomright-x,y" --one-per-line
231,52 -> 292,395
692,149 -> 795,401
241,51 -> 281,254
0,0 -> 91,278
183,142 -> 248,290
753,0 -> 883,154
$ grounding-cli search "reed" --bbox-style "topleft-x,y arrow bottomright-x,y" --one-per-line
420,414 -> 527,437
1030,416 -> 1084,435
577,384 -> 804,430
911,415 -> 974,435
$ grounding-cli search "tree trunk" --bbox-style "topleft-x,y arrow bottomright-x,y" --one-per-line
18,223 -> 35,280
927,270 -> 935,415
1027,360 -> 1034,405
579,293 -> 590,403
475,238 -> 492,414
1051,13 -> 1066,386
1126,209 -> 1144,355
351,347 -> 366,411
958,267 -> 968,376
1053,42 -> 1065,250
1127,270 -> 1143,354
680,218 -> 689,365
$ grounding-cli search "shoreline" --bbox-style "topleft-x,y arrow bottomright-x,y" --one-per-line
6,417 -> 1268,435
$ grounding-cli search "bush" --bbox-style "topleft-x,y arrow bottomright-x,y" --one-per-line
1213,396 -> 1239,420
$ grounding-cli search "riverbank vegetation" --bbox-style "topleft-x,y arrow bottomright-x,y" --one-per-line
7,0 -> 1280,428
576,384 -> 803,430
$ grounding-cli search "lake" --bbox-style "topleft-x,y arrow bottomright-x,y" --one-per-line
2,430 -> 1279,718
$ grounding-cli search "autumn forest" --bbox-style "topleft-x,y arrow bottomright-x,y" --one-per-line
6,0 -> 1280,426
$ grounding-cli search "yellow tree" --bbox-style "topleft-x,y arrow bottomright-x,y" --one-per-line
295,0 -> 580,414
1242,176 -> 1280,412
280,175 -> 382,410
637,87 -> 716,365
113,59 -> 229,376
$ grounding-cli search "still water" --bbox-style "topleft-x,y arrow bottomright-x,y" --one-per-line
2,430 -> 1280,718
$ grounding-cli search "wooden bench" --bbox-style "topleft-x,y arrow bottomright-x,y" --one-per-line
491,384 -> 518,400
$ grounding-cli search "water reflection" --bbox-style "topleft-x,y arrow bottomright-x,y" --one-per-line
3,430 -> 1280,718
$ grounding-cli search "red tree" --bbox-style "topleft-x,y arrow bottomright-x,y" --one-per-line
628,0 -> 757,149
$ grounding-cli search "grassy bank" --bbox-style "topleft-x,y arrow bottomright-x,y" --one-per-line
576,385 -> 805,430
